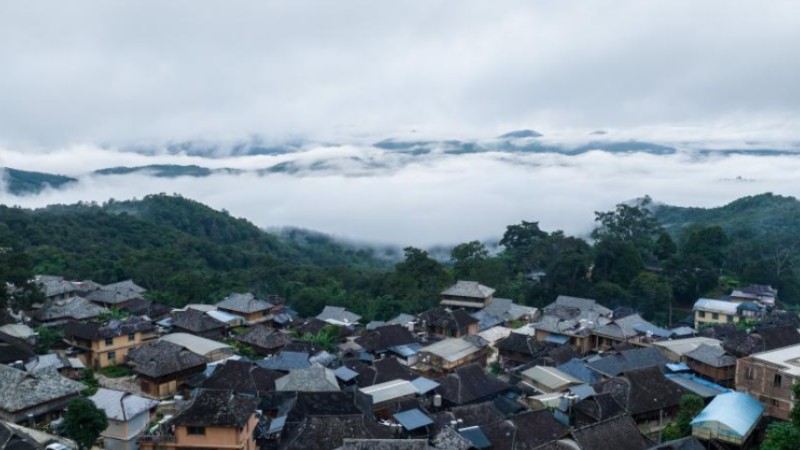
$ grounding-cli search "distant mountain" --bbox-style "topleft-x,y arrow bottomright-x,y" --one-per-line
498,129 -> 543,139
94,164 -> 244,178
1,167 -> 77,195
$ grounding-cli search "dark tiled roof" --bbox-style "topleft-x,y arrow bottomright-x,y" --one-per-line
34,297 -> 107,322
171,309 -> 226,333
573,392 -> 625,426
0,422 -> 40,450
0,332 -> 35,364
587,347 -> 667,377
486,410 -> 569,450
127,340 -> 208,378
293,318 -> 329,336
172,390 -> 257,428
418,308 -> 478,331
279,414 -> 392,450
595,367 -> 687,416
217,292 -> 273,313
496,333 -> 554,356
85,280 -> 145,305
436,364 -> 510,405
0,365 -> 84,413
120,298 -> 171,320
557,358 -> 601,384
200,359 -> 281,394
234,326 -> 290,351
571,414 -> 653,450
683,344 -> 736,368
340,439 -> 428,450
355,325 -> 418,353
63,316 -> 155,340
257,351 -> 311,371
646,436 -> 705,450
353,357 -> 415,388
706,324 -> 800,357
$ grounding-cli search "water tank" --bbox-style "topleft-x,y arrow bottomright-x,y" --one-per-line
433,394 -> 442,407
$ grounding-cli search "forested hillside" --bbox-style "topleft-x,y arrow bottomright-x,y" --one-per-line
1,192 -> 799,325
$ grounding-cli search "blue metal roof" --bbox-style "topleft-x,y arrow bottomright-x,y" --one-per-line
557,358 -> 600,384
411,376 -> 440,394
268,416 -> 287,434
389,343 -> 422,357
459,426 -> 491,448
690,392 -> 764,438
666,362 -> 691,372
544,334 -> 570,345
393,408 -> 433,431
666,374 -> 729,399
334,366 -> 359,382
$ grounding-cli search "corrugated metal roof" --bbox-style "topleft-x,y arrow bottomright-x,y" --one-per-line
360,379 -> 418,404
393,409 -> 433,431
411,376 -> 439,394
334,366 -> 359,382
420,338 -> 481,362
693,299 -> 738,315
665,374 -> 729,399
521,366 -> 582,391
90,388 -> 159,422
459,426 -> 491,449
690,392 -> 763,438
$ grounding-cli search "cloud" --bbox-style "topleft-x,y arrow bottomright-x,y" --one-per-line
1,1 -> 800,146
3,144 -> 800,247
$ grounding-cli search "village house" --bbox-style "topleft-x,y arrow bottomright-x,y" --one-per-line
34,275 -> 77,304
417,308 -> 478,338
439,280 -> 495,310
62,317 -> 156,369
216,293 -> 274,325
170,309 -> 227,340
729,284 -> 777,308
494,332 -> 557,368
159,333 -> 234,362
33,296 -> 108,327
89,388 -> 159,450
85,280 -> 147,309
683,344 -> 737,388
693,298 -> 741,330
520,365 -> 583,394
126,340 -> 208,399
200,359 -> 281,396
0,364 -> 85,423
651,337 -> 723,363
316,306 -> 362,327
690,391 -> 764,447
735,342 -> 800,420
138,390 -> 259,450
415,336 -> 488,375
530,296 -> 612,354
591,312 -> 671,351
435,364 -> 510,407
233,325 -> 290,357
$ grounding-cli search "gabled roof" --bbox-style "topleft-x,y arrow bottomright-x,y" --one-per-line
159,333 -> 232,357
587,347 -> 667,378
24,353 -> 69,372
63,316 -> 155,341
683,344 -> 736,368
0,365 -> 84,413
0,332 -> 35,364
573,392 -> 625,425
355,324 -> 417,353
596,367 -> 687,416
557,358 -> 601,384
420,337 -> 484,362
360,379 -> 418,404
353,357 -> 415,387
275,364 -> 340,392
571,414 -> 652,450
200,359 -> 281,394
0,421 -> 40,450
234,325 -> 290,351
172,390 -> 257,428
593,313 -> 655,340
317,306 -> 361,325
34,296 -> 108,322
441,281 -> 496,299
436,364 -> 509,405
692,298 -> 738,315
171,308 -> 226,333
257,351 -> 311,371
279,414 -> 392,449
521,366 -> 582,391
418,307 -> 478,331
85,280 -> 145,305
127,340 -> 208,378
646,436 -> 705,450
120,298 -> 171,319
90,388 -> 158,421
690,392 -> 763,438
496,332 -> 553,357
216,292 -> 273,313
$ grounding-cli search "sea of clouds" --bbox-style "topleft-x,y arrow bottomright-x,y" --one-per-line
2,137 -> 800,248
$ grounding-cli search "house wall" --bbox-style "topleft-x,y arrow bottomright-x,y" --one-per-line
685,359 -> 736,388
694,310 -> 740,330
736,357 -> 797,420
692,422 -> 747,446
172,414 -> 257,450
90,332 -> 145,368
0,393 -> 79,423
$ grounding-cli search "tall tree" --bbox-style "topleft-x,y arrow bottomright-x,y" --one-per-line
592,196 -> 661,259
62,397 -> 108,450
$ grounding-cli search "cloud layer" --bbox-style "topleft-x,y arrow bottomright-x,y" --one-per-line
1,1 -> 800,146
3,143 -> 800,247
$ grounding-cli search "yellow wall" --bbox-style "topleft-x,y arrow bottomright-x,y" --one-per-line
90,332 -> 143,368
694,311 -> 740,330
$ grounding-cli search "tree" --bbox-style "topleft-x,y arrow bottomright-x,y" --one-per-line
761,382 -> 800,450
660,394 -> 703,441
450,241 -> 489,280
62,397 -> 108,450
592,239 -> 644,287
629,272 -> 674,325
681,225 -> 729,269
654,231 -> 677,261
591,196 -> 661,256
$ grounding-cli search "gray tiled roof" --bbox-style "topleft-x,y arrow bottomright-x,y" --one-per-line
127,340 -> 208,378
0,365 -> 84,413
275,364 -> 340,392
90,388 -> 159,421
216,292 -> 273,313
317,306 -> 362,325
684,344 -> 737,368
34,296 -> 108,322
441,281 -> 496,299
85,280 -> 145,305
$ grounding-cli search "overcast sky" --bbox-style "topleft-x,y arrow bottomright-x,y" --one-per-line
1,1 -> 800,147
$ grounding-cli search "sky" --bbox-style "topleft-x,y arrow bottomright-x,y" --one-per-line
1,2 -> 800,246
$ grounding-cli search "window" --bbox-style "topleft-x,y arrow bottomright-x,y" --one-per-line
105,337 -> 114,346
772,398 -> 781,406
746,367 -> 755,380
711,313 -> 719,320
774,373 -> 783,387
107,351 -> 116,361
128,333 -> 136,342
187,426 -> 205,435
697,311 -> 706,318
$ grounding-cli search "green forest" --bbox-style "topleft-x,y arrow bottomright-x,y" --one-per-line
1,192 -> 799,325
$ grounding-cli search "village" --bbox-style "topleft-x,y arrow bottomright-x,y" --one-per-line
1,276 -> 798,450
